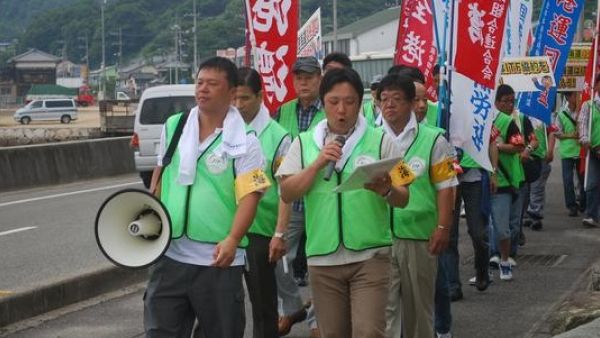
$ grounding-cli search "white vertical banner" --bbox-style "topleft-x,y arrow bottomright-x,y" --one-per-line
297,8 -> 323,61
503,0 -> 533,58
450,72 -> 494,171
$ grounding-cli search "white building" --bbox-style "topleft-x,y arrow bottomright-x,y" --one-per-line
322,6 -> 400,57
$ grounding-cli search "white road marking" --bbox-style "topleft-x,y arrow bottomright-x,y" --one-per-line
0,226 -> 37,237
0,181 -> 141,208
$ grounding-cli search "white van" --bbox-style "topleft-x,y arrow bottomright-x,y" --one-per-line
14,99 -> 78,124
131,85 -> 196,187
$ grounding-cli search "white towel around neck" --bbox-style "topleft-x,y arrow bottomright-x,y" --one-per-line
312,114 -> 367,170
177,106 -> 247,186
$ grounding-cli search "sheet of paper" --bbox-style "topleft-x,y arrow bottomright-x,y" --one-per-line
333,157 -> 410,193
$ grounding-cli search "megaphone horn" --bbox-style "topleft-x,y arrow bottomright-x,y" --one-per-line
95,189 -> 172,269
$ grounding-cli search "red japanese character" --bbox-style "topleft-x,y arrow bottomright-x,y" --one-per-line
557,0 -> 577,14
547,13 -> 572,45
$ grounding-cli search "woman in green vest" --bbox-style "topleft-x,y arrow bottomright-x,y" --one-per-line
276,68 -> 410,338
577,74 -> 600,227
235,67 -> 291,338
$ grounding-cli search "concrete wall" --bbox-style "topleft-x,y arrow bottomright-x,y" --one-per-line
0,127 -> 102,146
0,137 -> 135,191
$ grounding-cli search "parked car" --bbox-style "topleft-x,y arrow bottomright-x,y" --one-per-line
131,85 -> 196,188
14,99 -> 78,124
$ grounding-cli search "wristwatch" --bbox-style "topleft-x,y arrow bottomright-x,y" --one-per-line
274,232 -> 287,240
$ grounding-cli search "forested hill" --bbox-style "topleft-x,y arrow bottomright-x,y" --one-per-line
0,0 -> 397,68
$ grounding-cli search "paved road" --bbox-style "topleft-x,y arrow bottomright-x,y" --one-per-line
2,161 -> 600,337
0,174 -> 144,292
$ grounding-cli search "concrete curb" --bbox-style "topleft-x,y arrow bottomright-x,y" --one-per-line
526,259 -> 600,338
0,265 -> 148,327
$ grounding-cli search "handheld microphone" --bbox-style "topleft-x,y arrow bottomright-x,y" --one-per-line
323,135 -> 346,181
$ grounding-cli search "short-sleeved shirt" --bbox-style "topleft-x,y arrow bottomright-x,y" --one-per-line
276,117 -> 397,266
157,117 -> 265,266
382,113 -> 458,191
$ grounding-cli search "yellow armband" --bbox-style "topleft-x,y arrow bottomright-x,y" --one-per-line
235,168 -> 272,203
431,157 -> 457,184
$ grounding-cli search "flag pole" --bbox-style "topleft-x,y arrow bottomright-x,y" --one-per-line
584,2 -> 600,190
439,0 -> 456,138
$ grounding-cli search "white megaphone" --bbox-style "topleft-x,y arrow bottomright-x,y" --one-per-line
95,189 -> 171,269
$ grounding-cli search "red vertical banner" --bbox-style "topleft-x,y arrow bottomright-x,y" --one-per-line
394,0 -> 438,101
246,0 -> 298,113
453,0 -> 510,89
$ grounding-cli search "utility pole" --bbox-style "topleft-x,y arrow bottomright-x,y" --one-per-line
193,0 -> 198,75
118,27 -> 123,66
173,24 -> 181,84
101,0 -> 107,99
333,0 -> 338,52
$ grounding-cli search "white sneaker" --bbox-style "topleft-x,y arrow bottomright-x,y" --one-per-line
489,255 -> 500,269
437,332 -> 453,338
508,257 -> 517,267
582,218 -> 599,227
499,261 -> 513,281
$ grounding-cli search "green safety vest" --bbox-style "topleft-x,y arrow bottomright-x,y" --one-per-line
391,124 -> 442,240
587,100 -> 600,148
276,99 -> 325,138
425,100 -> 439,127
460,153 -> 481,169
363,101 -> 377,126
249,120 -> 289,237
494,113 -> 525,189
557,110 -> 581,159
160,113 -> 249,247
520,114 -> 547,159
299,127 -> 392,257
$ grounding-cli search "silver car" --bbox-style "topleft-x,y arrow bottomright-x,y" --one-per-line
14,99 -> 78,124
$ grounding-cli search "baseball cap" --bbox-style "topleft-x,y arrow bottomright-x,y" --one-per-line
292,56 -> 321,74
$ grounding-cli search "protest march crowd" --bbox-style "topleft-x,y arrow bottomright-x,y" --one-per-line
138,1 -> 600,338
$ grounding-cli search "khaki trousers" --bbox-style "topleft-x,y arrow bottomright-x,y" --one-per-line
308,253 -> 390,338
386,239 -> 437,338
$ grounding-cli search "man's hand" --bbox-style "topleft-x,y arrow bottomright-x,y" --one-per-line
490,174 -> 498,194
364,173 -> 393,197
312,140 -> 343,171
269,237 -> 287,263
545,151 -> 554,163
428,227 -> 449,255
212,236 -> 239,267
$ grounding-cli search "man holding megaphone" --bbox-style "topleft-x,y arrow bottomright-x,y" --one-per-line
145,57 -> 270,338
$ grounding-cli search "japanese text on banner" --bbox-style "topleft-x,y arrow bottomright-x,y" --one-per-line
247,0 -> 298,113
449,72 -> 494,170
394,0 -> 438,101
518,0 -> 583,124
454,0 -> 510,89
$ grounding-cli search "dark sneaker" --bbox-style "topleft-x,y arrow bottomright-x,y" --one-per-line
499,262 -> 513,281
523,219 -> 533,227
450,288 -> 463,302
568,209 -> 578,217
531,220 -> 543,231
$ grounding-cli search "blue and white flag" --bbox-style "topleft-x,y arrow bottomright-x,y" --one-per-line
518,0 -> 583,124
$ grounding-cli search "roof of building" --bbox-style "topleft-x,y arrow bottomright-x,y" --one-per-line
8,48 -> 61,64
323,6 -> 400,40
